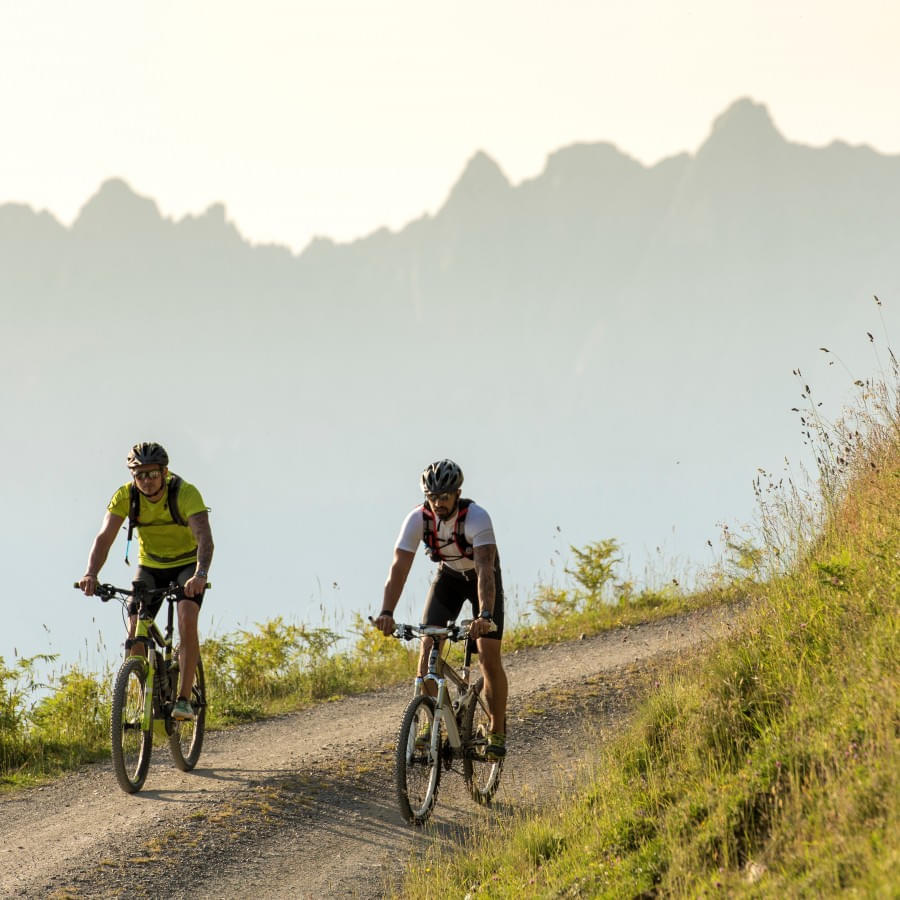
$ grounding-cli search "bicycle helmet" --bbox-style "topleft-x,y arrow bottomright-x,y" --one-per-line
420,459 -> 463,494
127,442 -> 169,470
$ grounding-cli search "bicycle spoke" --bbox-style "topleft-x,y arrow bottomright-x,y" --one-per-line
462,680 -> 503,805
110,656 -> 153,793
396,695 -> 441,824
168,655 -> 206,771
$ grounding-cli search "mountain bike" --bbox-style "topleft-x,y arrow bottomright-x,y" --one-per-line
387,619 -> 503,825
75,581 -> 207,793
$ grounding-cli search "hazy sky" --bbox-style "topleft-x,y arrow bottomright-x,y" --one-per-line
2,1 -> 898,251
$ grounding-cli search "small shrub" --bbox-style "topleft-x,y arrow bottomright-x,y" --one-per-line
565,539 -> 621,600
30,667 -> 109,752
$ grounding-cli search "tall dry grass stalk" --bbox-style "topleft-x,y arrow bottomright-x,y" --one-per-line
399,308 -> 899,898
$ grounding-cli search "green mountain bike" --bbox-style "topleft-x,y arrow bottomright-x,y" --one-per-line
387,619 -> 503,825
77,581 -> 207,793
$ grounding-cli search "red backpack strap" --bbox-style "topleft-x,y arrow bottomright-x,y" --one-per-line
421,503 -> 440,560
422,498 -> 475,561
454,498 -> 474,559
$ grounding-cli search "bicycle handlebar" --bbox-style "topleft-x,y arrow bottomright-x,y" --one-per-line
368,616 -> 478,642
73,581 -> 211,602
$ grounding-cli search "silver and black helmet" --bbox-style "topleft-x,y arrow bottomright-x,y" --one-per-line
127,442 -> 169,470
420,459 -> 463,494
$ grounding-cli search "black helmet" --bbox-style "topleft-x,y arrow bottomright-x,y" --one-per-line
127,442 -> 169,470
420,459 -> 463,494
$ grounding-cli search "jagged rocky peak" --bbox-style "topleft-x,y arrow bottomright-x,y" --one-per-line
177,201 -> 241,241
442,150 -> 511,212
699,97 -> 785,157
73,177 -> 165,235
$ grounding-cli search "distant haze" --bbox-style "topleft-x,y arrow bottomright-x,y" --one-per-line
2,2 -> 900,250
2,98 -> 898,668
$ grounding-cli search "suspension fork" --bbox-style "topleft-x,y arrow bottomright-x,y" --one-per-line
134,619 -> 156,731
434,678 -> 462,749
414,635 -> 443,698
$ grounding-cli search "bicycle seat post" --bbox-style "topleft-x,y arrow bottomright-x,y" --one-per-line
131,580 -> 147,616
165,587 -> 177,656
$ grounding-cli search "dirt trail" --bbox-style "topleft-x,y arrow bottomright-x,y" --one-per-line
0,605 -> 743,898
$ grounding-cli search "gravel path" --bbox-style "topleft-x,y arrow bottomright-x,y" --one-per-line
0,604 -> 743,898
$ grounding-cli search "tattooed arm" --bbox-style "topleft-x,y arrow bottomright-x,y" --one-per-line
184,511 -> 214,598
469,543 -> 497,639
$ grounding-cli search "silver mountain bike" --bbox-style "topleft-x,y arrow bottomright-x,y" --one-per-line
388,620 -> 503,825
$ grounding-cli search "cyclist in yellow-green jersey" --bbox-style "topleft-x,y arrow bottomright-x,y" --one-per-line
78,442 -> 214,722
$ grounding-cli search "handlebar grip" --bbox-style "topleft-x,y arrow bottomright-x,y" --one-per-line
74,580 -> 110,601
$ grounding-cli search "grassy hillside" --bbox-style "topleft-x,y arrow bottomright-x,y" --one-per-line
401,378 -> 899,896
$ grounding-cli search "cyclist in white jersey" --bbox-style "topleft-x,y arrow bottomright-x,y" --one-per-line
374,459 -> 508,759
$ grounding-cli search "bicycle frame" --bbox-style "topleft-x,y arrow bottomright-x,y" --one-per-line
76,580 -> 186,728
128,586 -> 179,731
390,618 -> 503,822
76,578 -> 209,792
412,625 -> 477,755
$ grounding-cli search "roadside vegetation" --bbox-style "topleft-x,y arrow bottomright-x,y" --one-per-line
5,346 -> 895,896
401,358 -> 899,896
1,534 -> 720,790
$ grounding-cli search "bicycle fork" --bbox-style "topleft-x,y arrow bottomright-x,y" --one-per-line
414,675 -> 463,757
142,653 -> 156,732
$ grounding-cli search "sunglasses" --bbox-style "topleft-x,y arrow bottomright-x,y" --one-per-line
425,491 -> 456,503
133,469 -> 163,481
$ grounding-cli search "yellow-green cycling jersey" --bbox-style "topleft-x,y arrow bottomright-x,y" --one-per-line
107,475 -> 207,568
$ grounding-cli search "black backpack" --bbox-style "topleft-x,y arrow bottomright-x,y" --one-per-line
421,498 -> 474,562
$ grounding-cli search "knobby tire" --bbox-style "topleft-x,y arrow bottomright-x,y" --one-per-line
461,676 -> 503,805
168,655 -> 206,771
395,693 -> 440,825
110,655 -> 153,794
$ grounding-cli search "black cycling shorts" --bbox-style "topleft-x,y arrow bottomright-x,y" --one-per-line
127,564 -> 204,617
422,560 -> 505,650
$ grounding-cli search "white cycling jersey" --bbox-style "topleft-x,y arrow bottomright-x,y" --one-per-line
395,502 -> 496,573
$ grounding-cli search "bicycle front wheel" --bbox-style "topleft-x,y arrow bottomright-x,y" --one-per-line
168,655 -> 206,771
395,694 -> 441,825
461,677 -> 503,805
110,656 -> 153,793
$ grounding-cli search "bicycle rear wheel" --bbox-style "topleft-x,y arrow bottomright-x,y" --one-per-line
461,677 -> 503,805
168,655 -> 206,771
110,656 -> 153,793
395,694 -> 441,825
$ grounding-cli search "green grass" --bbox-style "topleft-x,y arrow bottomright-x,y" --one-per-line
0,657 -> 111,785
0,536 -> 713,788
504,582 -> 741,652
399,374 -> 900,897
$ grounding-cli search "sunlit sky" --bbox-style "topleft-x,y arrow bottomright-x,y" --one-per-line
2,0 -> 898,252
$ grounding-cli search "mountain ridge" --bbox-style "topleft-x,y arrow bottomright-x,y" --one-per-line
3,94 -> 900,690
5,97 -> 897,258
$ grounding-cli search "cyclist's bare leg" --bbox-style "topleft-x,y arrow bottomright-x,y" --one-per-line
176,599 -> 201,699
475,638 -> 507,734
